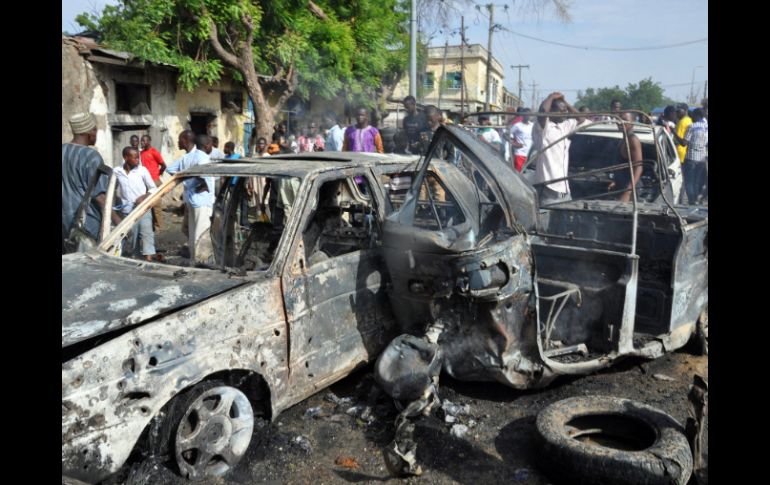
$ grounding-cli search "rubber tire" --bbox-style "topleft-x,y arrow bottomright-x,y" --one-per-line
535,396 -> 693,485
151,380 -> 253,480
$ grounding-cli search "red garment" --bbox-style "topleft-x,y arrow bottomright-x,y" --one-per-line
140,147 -> 165,181
514,155 -> 527,172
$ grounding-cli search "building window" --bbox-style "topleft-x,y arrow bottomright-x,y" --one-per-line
490,79 -> 499,105
423,72 -> 435,89
221,92 -> 243,113
115,83 -> 151,114
445,72 -> 462,90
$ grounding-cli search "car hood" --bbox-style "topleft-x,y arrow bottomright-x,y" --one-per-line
62,252 -> 248,348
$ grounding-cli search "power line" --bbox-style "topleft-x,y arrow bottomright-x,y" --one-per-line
498,26 -> 707,51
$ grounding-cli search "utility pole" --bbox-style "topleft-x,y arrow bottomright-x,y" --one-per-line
409,0 -> 417,97
438,40 -> 449,110
703,80 -> 708,103
510,64 -> 529,108
460,16 -> 466,117
484,4 -> 495,111
530,81 -> 538,110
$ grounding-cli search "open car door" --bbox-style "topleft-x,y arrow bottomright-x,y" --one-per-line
379,125 -> 550,388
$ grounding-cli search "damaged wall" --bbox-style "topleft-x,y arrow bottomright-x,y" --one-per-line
62,40 -> 111,161
62,36 -> 252,166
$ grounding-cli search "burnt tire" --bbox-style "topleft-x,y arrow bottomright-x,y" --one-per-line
535,396 -> 692,485
150,380 -> 256,481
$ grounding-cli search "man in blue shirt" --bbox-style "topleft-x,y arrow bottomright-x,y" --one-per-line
166,130 -> 214,265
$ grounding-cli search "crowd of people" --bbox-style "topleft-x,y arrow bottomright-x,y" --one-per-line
62,93 -> 707,260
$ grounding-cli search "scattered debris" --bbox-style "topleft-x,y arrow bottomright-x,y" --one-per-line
291,435 -> 313,454
334,456 -> 360,469
450,424 -> 469,439
442,399 -> 471,417
653,373 -> 676,382
686,374 -> 708,485
304,406 -> 323,419
325,392 -> 354,407
513,468 -> 531,481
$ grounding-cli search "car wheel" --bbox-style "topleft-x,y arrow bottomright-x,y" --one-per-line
168,381 -> 255,481
535,396 -> 693,485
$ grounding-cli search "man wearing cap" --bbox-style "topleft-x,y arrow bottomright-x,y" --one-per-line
62,112 -> 120,253
532,92 -> 579,206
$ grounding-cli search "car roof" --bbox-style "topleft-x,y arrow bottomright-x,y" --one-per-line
573,121 -> 657,143
181,151 -> 420,178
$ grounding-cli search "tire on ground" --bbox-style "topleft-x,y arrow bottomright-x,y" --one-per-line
535,396 -> 693,485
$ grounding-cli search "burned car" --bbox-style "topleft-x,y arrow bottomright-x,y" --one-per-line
62,153 -> 419,482
521,119 -> 683,204
373,123 -> 707,473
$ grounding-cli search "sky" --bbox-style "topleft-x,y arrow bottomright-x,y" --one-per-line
62,0 -> 708,106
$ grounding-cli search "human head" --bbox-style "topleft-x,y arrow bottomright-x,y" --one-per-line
69,112 -> 98,145
550,98 -> 569,123
224,141 -> 235,155
323,111 -> 339,127
403,95 -> 417,114
521,107 -> 533,123
122,146 -> 140,168
196,134 -> 212,154
619,111 -> 635,135
178,130 -> 196,151
479,115 -> 490,126
610,99 -> 622,112
308,122 -> 318,135
576,106 -> 590,124
140,135 -> 152,150
425,105 -> 442,126
211,136 -> 219,148
663,105 -> 676,122
278,122 -> 287,134
355,107 -> 369,128
676,103 -> 689,120
257,137 -> 267,153
130,135 -> 140,148
691,108 -> 705,122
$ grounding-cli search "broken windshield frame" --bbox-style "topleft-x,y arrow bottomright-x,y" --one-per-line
98,172 -> 303,276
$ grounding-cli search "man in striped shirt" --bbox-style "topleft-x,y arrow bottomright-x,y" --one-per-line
680,108 -> 708,204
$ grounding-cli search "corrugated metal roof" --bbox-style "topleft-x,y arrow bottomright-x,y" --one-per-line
62,35 -> 177,68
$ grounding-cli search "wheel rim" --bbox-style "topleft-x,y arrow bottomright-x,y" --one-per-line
175,386 -> 254,481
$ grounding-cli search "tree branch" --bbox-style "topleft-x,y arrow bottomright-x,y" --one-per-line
208,19 -> 240,68
308,1 -> 328,21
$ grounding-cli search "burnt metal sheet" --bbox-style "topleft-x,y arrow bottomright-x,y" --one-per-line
62,252 -> 248,347
437,125 -> 538,232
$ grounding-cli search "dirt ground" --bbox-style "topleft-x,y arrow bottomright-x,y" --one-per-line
111,348 -> 707,485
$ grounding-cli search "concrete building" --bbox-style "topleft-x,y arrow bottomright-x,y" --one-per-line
385,44 -> 520,127
62,36 -> 252,167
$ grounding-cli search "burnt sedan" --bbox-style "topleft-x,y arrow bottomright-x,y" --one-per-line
62,153 -> 416,482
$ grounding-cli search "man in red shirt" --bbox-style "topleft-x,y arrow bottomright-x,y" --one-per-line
140,135 -> 167,232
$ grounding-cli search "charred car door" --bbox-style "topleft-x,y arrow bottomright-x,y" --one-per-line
380,126 -> 548,389
281,170 -> 397,398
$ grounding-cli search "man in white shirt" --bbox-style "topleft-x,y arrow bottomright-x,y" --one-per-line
477,115 -> 502,151
532,92 -> 579,206
166,130 -> 214,265
323,112 -> 344,152
510,108 -> 533,172
114,146 -> 159,261
209,136 -> 226,162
